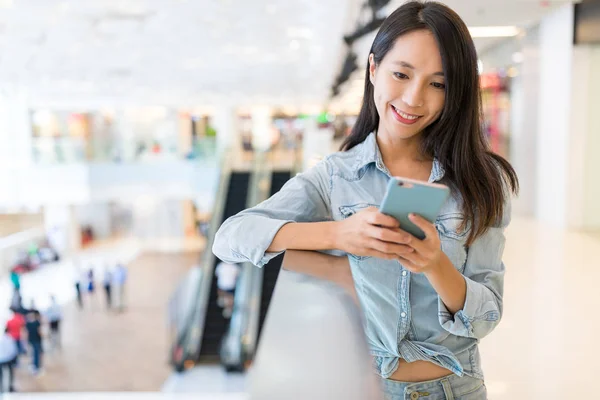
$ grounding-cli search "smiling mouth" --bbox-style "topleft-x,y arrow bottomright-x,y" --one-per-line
391,105 -> 420,119
391,105 -> 422,124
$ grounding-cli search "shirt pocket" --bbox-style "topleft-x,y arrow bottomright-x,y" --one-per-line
435,212 -> 468,271
339,203 -> 379,261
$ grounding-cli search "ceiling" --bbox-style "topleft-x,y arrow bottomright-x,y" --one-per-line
330,0 -> 575,113
0,0 -> 574,111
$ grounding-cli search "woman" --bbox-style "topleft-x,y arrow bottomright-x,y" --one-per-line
213,1 -> 518,399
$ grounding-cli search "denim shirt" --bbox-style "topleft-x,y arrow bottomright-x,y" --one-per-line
213,132 -> 510,380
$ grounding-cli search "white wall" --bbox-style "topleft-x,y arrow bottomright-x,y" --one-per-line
536,4 -> 574,226
567,46 -> 591,228
582,46 -> 600,229
508,27 -> 540,217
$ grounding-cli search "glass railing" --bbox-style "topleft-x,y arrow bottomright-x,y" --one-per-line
248,250 -> 382,399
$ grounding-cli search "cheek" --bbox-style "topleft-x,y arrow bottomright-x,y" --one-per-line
373,80 -> 396,108
431,96 -> 445,118
372,84 -> 384,113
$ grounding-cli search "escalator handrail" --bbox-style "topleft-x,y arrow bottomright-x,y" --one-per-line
169,266 -> 203,342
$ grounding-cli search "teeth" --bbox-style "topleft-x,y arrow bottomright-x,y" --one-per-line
393,106 -> 419,120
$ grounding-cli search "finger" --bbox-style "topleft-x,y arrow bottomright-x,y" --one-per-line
367,211 -> 400,229
408,213 -> 437,239
368,238 -> 414,256
368,226 -> 412,245
398,257 -> 423,274
404,234 -> 428,254
397,251 -> 426,267
396,257 -> 420,272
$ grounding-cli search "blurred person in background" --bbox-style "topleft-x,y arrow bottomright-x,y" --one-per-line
102,265 -> 113,309
73,261 -> 87,309
214,261 -> 240,318
25,310 -> 43,375
44,296 -> 62,350
0,328 -> 17,392
5,309 -> 26,365
87,267 -> 96,308
9,270 -> 20,292
10,289 -> 23,315
113,261 -> 128,312
26,300 -> 39,317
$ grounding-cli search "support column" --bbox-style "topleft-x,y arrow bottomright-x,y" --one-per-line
535,4 -> 574,226
0,86 -> 33,169
250,106 -> 273,152
508,27 -> 540,217
212,105 -> 238,156
43,205 -> 81,258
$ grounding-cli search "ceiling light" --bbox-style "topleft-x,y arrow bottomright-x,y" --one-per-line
468,26 -> 520,38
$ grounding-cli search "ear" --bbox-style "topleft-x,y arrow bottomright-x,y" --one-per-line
368,53 -> 377,84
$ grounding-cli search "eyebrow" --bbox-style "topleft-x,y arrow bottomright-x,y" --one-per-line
393,61 -> 444,77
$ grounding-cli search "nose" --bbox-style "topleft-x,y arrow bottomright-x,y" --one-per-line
402,82 -> 424,108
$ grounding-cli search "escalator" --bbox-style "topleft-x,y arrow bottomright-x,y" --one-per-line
170,166 -> 292,372
197,171 -> 251,362
256,171 -> 292,342
169,170 -> 251,371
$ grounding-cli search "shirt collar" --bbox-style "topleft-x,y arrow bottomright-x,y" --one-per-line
353,131 -> 445,183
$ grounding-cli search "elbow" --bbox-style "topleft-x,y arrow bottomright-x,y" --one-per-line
470,303 -> 503,339
211,220 -> 233,261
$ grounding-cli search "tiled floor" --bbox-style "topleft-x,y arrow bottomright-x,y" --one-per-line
480,217 -> 600,399
9,249 -> 200,392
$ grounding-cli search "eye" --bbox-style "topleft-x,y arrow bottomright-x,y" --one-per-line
393,72 -> 409,80
431,82 -> 445,89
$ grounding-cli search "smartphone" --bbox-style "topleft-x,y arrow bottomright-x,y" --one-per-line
379,177 -> 450,240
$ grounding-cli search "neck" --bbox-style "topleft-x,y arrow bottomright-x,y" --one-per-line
375,130 -> 431,166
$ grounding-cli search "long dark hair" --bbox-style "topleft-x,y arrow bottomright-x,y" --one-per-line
341,1 -> 519,245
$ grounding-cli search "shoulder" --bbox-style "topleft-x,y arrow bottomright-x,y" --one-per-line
323,145 -> 365,179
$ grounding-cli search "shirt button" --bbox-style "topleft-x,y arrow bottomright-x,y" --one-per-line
401,312 -> 407,318
402,270 -> 407,276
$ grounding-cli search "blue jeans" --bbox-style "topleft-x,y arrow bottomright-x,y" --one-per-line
29,341 -> 42,370
382,374 -> 487,400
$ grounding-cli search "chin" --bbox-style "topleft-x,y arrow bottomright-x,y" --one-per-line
385,122 -> 421,139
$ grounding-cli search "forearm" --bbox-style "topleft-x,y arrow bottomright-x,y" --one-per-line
267,221 -> 338,252
425,253 -> 467,315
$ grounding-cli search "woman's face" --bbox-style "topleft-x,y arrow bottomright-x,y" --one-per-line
369,29 -> 446,142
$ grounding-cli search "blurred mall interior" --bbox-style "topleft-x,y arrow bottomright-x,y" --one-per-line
0,0 -> 599,399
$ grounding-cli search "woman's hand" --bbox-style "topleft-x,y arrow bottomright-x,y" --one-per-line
396,213 -> 444,274
334,207 -> 414,260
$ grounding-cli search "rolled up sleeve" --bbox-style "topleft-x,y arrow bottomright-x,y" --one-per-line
438,198 -> 511,339
212,159 -> 332,267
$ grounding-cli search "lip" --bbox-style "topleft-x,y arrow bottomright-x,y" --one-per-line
390,105 -> 421,125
